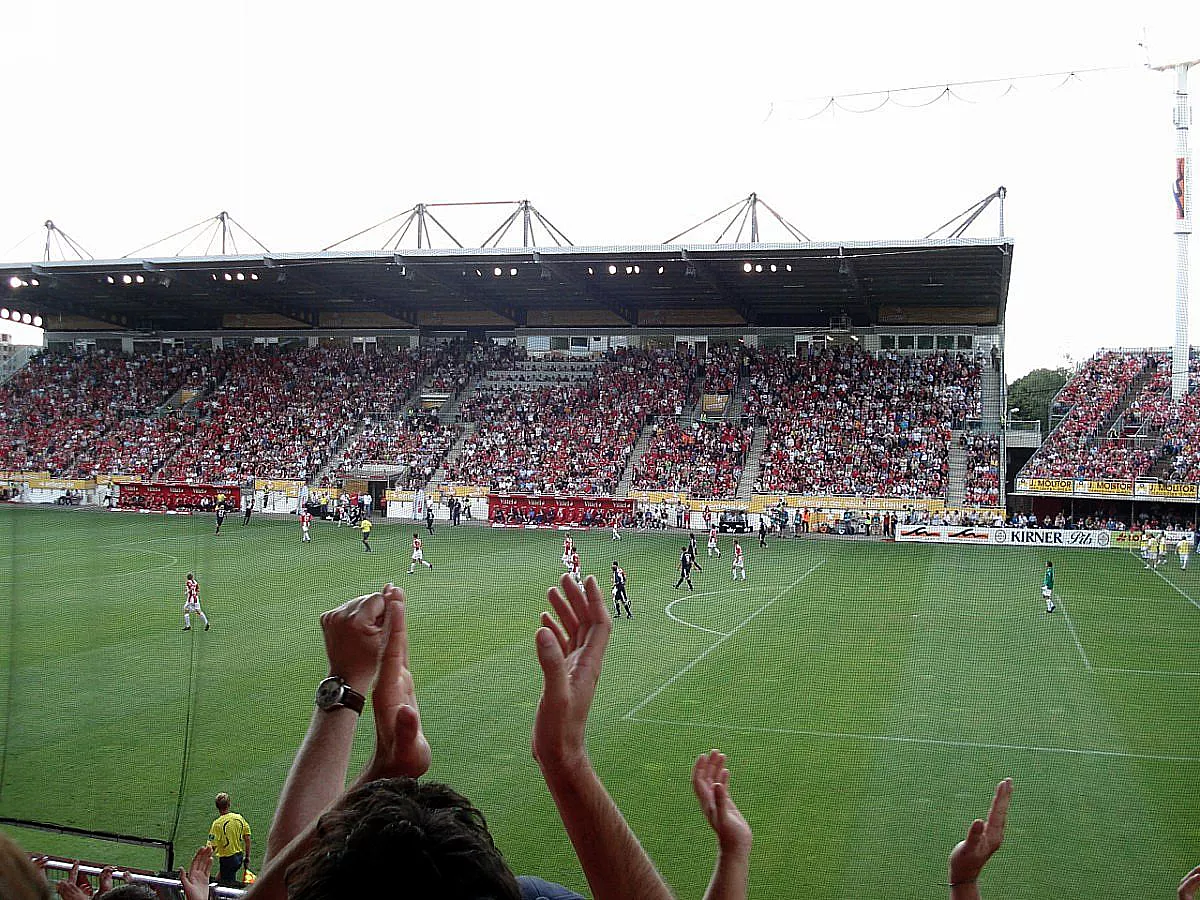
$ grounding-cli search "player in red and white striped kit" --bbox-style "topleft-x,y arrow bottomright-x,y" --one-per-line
731,540 -> 747,581
408,533 -> 434,574
561,534 -> 575,569
182,573 -> 210,631
569,549 -> 582,584
707,525 -> 721,557
300,510 -> 313,542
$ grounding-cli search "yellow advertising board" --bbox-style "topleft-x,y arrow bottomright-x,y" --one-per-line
1077,479 -> 1134,497
255,479 -> 303,497
95,474 -> 144,484
1135,481 -> 1199,500
28,478 -> 94,490
1014,477 -> 1074,494
1108,532 -> 1143,548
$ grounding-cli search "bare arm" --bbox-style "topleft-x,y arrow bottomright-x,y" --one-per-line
1180,865 -> 1200,900
533,574 -> 674,900
692,750 -> 751,900
263,586 -> 399,863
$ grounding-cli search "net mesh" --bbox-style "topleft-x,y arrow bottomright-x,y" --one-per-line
1,505 -> 1199,897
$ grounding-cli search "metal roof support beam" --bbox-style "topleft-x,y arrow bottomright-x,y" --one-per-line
681,252 -> 758,325
406,262 -> 526,326
535,255 -> 637,326
24,295 -> 155,331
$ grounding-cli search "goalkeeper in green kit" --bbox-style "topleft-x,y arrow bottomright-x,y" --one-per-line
1042,560 -> 1055,613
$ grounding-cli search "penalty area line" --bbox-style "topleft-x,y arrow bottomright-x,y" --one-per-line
626,715 -> 1200,763
663,584 -> 755,638
1055,594 -> 1092,672
624,561 -> 823,721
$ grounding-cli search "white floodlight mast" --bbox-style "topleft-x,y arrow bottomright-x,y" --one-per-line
1163,61 -> 1197,400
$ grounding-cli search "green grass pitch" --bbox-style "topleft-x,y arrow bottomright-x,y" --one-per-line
1,506 -> 1198,898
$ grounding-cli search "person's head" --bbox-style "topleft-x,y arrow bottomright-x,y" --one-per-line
0,832 -> 51,900
286,778 -> 520,900
413,533 -> 418,539
1046,560 -> 1053,569
215,792 -> 231,813
98,885 -> 158,900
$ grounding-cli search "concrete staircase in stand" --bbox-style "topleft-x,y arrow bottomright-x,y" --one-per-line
0,345 -> 39,385
947,431 -> 968,507
616,423 -> 659,497
426,422 -> 479,490
736,426 -> 766,500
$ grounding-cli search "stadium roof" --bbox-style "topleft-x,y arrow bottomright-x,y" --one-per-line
0,239 -> 1012,334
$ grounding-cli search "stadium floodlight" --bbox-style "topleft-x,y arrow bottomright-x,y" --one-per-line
510,268 -> 517,276
743,262 -> 752,273
29,278 -> 39,286
8,276 -> 21,289
33,315 -> 42,326
657,266 -> 665,274
250,273 -> 259,280
122,274 -> 133,284
587,267 -> 594,275
770,264 -> 777,273
0,308 -> 8,318
755,264 -> 763,273
475,269 -> 483,277
135,274 -> 145,284
21,313 -> 31,324
106,276 -> 116,284
786,264 -> 793,272
494,267 -> 503,276
625,266 -> 633,275
236,272 -> 245,281
608,264 -> 617,275
224,273 -> 233,281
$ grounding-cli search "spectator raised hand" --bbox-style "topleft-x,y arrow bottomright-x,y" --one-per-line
53,861 -> 92,900
178,846 -> 214,900
533,573 -> 672,900
948,778 -> 1012,899
1180,865 -> 1200,900
692,749 -> 752,900
354,585 -> 431,783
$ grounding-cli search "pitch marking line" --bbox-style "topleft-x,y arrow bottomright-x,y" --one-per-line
664,585 -> 755,638
1097,666 -> 1200,677
624,561 -> 824,721
1055,594 -> 1092,671
1147,566 -> 1200,614
626,714 -> 1200,763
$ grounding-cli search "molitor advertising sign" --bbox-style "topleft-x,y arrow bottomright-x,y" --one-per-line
1135,481 -> 1199,500
1014,477 -> 1073,494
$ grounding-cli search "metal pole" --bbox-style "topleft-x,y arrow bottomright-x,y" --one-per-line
1172,64 -> 1193,401
749,192 -> 759,243
997,186 -> 1006,238
523,200 -> 532,248
219,211 -> 228,255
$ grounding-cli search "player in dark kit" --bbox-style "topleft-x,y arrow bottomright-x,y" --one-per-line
242,494 -> 254,526
687,533 -> 704,573
215,503 -> 227,535
612,561 -> 632,618
675,546 -> 695,591
758,516 -> 768,549
425,505 -> 436,534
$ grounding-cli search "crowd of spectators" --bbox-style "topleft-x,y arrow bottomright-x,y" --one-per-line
1022,351 -> 1156,478
699,342 -> 741,394
446,348 -> 698,494
746,346 -> 981,498
157,347 -> 431,483
631,419 -> 752,498
0,348 -> 229,477
331,413 -> 460,490
962,433 -> 1001,506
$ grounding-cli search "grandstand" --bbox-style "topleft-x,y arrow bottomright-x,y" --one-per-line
6,230 -> 1200,900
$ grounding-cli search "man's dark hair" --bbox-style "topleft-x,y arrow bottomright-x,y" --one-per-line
286,778 -> 521,900
97,885 -> 158,900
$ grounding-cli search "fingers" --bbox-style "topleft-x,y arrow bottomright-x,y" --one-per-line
535,625 -> 568,706
986,778 -> 1013,836
548,581 -> 581,639
964,818 -> 986,848
1179,864 -> 1200,900
581,575 -> 611,626
540,611 -> 569,655
378,586 -> 410,677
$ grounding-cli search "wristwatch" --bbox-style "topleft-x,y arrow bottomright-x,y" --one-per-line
315,675 -> 366,714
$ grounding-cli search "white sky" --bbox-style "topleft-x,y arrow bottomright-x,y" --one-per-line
1,0 -> 1197,378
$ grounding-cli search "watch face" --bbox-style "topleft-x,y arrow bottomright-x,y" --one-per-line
315,677 -> 344,709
